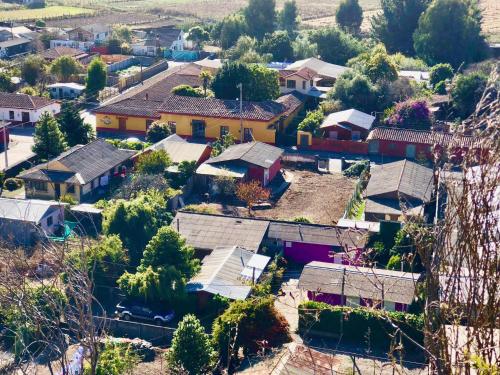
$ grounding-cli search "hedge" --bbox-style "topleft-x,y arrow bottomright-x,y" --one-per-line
298,301 -> 424,353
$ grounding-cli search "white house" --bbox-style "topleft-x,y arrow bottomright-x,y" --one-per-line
47,82 -> 85,100
0,92 -> 60,124
49,39 -> 94,52
68,24 -> 112,43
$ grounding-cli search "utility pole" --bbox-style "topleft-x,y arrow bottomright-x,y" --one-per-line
2,123 -> 8,169
237,83 -> 243,143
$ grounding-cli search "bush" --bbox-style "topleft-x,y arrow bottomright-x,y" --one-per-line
429,63 -> 453,87
292,216 -> 312,223
135,150 -> 172,175
434,80 -> 447,94
146,122 -> 173,143
182,204 -> 218,215
60,194 -> 77,205
297,109 -> 324,135
343,160 -> 370,178
298,301 -> 424,353
4,178 -> 23,191
386,99 -> 432,130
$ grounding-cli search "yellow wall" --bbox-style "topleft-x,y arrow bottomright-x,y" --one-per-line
159,113 -> 277,143
96,113 -> 155,133
297,130 -> 312,146
25,181 -> 82,202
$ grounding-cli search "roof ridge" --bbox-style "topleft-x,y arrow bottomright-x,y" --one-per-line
396,159 -> 407,193
206,246 -> 243,286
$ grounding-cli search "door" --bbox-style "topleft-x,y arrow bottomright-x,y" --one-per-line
118,117 -> 127,131
191,120 -> 206,138
54,184 -> 61,200
328,131 -> 338,140
243,128 -> 253,142
22,112 -> 30,123
406,144 -> 416,158
300,134 -> 309,147
58,88 -> 64,98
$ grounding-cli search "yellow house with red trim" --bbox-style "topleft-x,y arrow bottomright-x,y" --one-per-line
95,92 -> 305,144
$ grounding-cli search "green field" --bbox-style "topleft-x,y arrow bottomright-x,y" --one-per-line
0,5 -> 94,22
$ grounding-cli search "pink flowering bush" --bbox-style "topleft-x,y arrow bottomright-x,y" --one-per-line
386,99 -> 432,130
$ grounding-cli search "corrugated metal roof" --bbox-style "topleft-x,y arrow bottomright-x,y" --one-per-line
366,159 -> 434,202
148,136 -> 209,164
187,246 -> 270,300
206,142 -> 283,169
0,198 -> 64,223
320,109 -> 375,130
196,163 -> 247,178
171,212 -> 269,252
299,261 -> 419,305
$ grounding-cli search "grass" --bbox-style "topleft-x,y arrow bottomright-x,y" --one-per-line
0,5 -> 94,22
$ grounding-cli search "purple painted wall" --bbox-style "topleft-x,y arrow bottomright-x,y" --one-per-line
284,242 -> 364,265
307,291 -> 409,312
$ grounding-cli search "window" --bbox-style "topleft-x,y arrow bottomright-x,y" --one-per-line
146,119 -> 154,130
351,131 -> 361,141
67,184 -> 75,194
279,77 -> 285,87
243,128 -> 253,142
302,81 -> 306,90
33,181 -> 48,191
220,125 -> 229,137
46,216 -> 53,227
286,80 -> 296,89
9,111 -> 14,120
310,80 -> 313,87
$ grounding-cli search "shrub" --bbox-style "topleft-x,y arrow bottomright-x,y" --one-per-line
135,150 -> 172,175
343,160 -> 370,178
292,216 -> 312,223
429,63 -> 453,87
4,178 -> 23,191
182,204 -> 218,215
298,302 -> 424,353
146,122 -> 173,143
434,80 -> 447,94
85,341 -> 140,375
386,99 -> 432,130
297,109 -> 324,135
212,297 -> 290,363
60,194 -> 77,205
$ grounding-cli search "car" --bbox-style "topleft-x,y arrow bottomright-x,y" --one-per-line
115,300 -> 174,326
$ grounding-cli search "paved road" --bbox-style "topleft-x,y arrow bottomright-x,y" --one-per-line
0,130 -> 35,172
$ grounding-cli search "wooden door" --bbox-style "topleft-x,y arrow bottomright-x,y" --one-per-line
118,117 -> 127,131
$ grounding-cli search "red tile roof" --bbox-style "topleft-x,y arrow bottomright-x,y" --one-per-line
41,47 -> 88,61
367,127 -> 478,148
96,98 -> 163,118
279,67 -> 317,80
0,92 -> 56,110
275,91 -> 306,117
158,96 -> 287,121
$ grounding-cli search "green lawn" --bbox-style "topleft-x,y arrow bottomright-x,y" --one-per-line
0,6 -> 94,22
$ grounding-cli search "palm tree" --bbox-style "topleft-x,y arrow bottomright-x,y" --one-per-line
199,70 -> 213,97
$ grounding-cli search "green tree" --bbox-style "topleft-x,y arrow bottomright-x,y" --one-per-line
106,38 -> 123,54
292,34 -> 318,59
135,150 -> 172,174
297,109 -> 324,135
347,44 -> 398,82
171,84 -> 208,98
211,133 -> 235,157
199,70 -> 213,97
329,71 -> 380,113
219,14 -> 247,49
450,71 -> 488,119
21,55 -> 46,86
0,71 -> 14,93
371,0 -> 429,56
50,56 -> 81,81
260,31 -> 294,62
87,341 -> 139,375
35,19 -> 46,27
58,101 -> 95,146
146,121 -> 173,143
279,0 -> 299,35
336,0 -> 363,34
211,62 -> 279,101
310,27 -> 365,65
86,57 -> 107,98
103,190 -> 172,265
212,297 -> 290,364
413,0 -> 487,68
118,226 -> 199,304
113,25 -> 132,42
386,99 -> 433,130
244,0 -> 276,40
187,26 -> 210,49
32,112 -> 67,159
429,63 -> 454,88
166,314 -> 216,374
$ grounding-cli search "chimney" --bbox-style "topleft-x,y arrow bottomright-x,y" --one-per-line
145,93 -> 149,100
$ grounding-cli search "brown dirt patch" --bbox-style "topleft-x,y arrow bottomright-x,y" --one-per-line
254,169 -> 356,225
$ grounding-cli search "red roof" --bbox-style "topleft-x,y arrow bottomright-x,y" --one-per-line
279,67 -> 317,80
0,92 -> 56,110
41,47 -> 88,61
367,127 -> 478,148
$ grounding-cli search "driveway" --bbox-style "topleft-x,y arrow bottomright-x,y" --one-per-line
0,130 -> 35,172
274,276 -> 305,342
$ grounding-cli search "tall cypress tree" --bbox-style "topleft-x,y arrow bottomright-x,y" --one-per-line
32,112 -> 67,160
58,101 -> 95,147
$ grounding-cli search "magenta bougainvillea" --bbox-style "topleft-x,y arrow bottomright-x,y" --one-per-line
387,99 -> 432,130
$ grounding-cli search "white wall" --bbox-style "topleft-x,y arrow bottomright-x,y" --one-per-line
0,103 -> 60,123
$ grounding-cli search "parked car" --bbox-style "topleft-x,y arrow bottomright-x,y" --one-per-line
115,300 -> 174,325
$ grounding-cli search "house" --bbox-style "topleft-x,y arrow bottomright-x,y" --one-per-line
68,24 -> 112,43
365,159 -> 434,222
0,198 -> 65,246
320,109 -> 375,141
130,27 -> 185,56
41,46 -> 92,64
367,127 -> 477,160
0,92 -> 60,124
171,211 -> 269,255
0,26 -> 37,41
266,221 -> 368,265
196,141 -> 283,187
144,134 -> 211,168
47,82 -> 85,100
18,139 -> 136,202
278,57 -> 350,96
49,39 -> 94,52
186,246 -> 271,302
299,262 -> 419,311
398,70 -> 430,84
0,37 -> 31,58
95,89 -> 305,143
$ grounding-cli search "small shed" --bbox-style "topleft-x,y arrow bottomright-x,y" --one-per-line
48,83 -> 85,100
320,109 -> 375,141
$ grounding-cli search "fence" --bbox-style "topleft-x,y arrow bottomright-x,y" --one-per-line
93,316 -> 175,346
282,152 -> 317,166
117,59 -> 169,91
343,170 -> 368,219
309,138 -> 370,155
